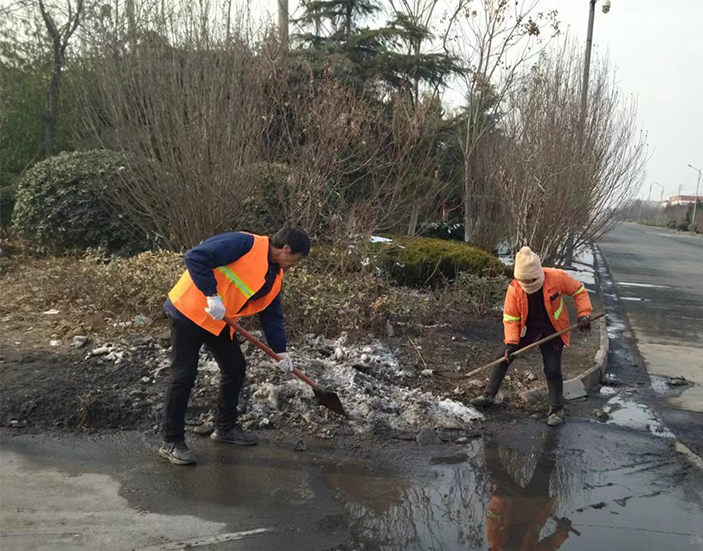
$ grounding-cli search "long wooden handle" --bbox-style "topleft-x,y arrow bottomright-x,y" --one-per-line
461,312 -> 605,380
222,315 -> 318,389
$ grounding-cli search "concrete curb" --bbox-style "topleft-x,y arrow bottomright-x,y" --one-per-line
520,247 -> 610,405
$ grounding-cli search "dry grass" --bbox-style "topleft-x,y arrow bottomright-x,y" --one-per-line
0,246 -> 508,341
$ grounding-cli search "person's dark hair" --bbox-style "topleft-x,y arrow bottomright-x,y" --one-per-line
271,227 -> 311,255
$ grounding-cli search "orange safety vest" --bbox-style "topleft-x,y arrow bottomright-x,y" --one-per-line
168,233 -> 283,335
502,268 -> 592,346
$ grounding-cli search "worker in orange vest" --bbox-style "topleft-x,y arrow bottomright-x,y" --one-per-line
484,431 -> 573,550
159,227 -> 310,465
472,247 -> 592,426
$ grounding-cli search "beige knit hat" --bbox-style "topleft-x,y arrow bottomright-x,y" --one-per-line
514,246 -> 544,293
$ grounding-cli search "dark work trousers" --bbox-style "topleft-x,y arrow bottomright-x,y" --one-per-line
486,337 -> 565,410
162,315 -> 246,443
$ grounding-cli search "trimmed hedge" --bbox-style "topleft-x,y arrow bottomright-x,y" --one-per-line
378,237 -> 510,287
12,150 -> 151,255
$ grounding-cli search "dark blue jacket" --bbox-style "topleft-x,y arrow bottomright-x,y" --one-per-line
165,232 -> 287,352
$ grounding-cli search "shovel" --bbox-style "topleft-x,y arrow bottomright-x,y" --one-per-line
223,316 -> 347,417
440,312 -> 605,381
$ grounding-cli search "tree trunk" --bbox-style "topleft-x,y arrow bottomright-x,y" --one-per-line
43,58 -> 61,156
345,2 -> 352,37
278,0 -> 289,50
463,141 -> 474,243
407,205 -> 419,236
126,0 -> 136,50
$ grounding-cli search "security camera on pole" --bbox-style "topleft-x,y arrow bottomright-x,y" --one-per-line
565,0 -> 612,266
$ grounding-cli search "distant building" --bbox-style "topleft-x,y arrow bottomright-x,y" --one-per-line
665,195 -> 703,206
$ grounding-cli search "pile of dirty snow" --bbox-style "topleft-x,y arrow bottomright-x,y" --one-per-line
110,331 -> 483,439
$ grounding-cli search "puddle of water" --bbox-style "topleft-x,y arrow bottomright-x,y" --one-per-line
430,453 -> 469,465
6,425 -> 703,551
604,396 -> 675,438
329,430 -> 702,550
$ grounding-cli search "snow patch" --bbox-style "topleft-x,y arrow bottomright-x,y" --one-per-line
138,332 -> 482,437
370,235 -> 392,243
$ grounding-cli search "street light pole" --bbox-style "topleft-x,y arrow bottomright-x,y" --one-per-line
580,0 -> 597,131
652,182 -> 664,224
688,164 -> 702,228
565,0 -> 608,266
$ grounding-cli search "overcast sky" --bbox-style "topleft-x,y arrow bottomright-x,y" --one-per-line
270,0 -> 703,201
538,0 -> 703,200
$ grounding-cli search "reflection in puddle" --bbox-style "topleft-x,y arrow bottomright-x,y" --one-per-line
484,431 -> 573,550
430,453 -> 469,465
327,432 -> 595,550
324,469 -> 409,515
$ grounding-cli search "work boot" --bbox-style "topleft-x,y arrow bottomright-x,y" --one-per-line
211,424 -> 258,446
159,440 -> 196,465
547,408 -> 565,427
470,394 -> 495,408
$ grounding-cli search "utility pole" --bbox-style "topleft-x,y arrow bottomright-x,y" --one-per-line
565,0 -> 610,265
278,0 -> 289,50
579,0 -> 597,131
652,182 -> 664,224
688,164 -> 702,228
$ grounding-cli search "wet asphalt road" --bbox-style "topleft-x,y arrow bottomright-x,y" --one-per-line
2,223 -> 703,550
3,412 -> 703,550
599,223 -> 703,456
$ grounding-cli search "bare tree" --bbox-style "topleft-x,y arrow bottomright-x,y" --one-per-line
444,0 -> 558,246
497,40 -> 647,264
37,0 -> 84,156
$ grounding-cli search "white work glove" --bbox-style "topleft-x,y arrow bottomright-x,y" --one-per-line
204,296 -> 226,320
276,352 -> 293,373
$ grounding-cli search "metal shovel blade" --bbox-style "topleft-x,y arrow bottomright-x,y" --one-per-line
311,386 -> 347,417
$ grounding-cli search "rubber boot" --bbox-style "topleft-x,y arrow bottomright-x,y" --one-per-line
546,379 -> 565,426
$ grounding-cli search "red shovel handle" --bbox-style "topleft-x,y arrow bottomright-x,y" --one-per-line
222,316 -> 318,389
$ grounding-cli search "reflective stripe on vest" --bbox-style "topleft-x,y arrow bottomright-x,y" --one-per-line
503,313 -> 521,322
572,284 -> 586,296
553,297 -> 564,320
217,266 -> 254,299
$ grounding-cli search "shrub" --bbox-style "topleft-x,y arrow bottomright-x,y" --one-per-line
437,273 -> 511,317
676,219 -> 689,232
693,222 -> 703,234
30,250 -> 183,319
378,237 -> 510,287
282,266 -> 394,337
12,150 -> 151,255
666,220 -> 677,229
